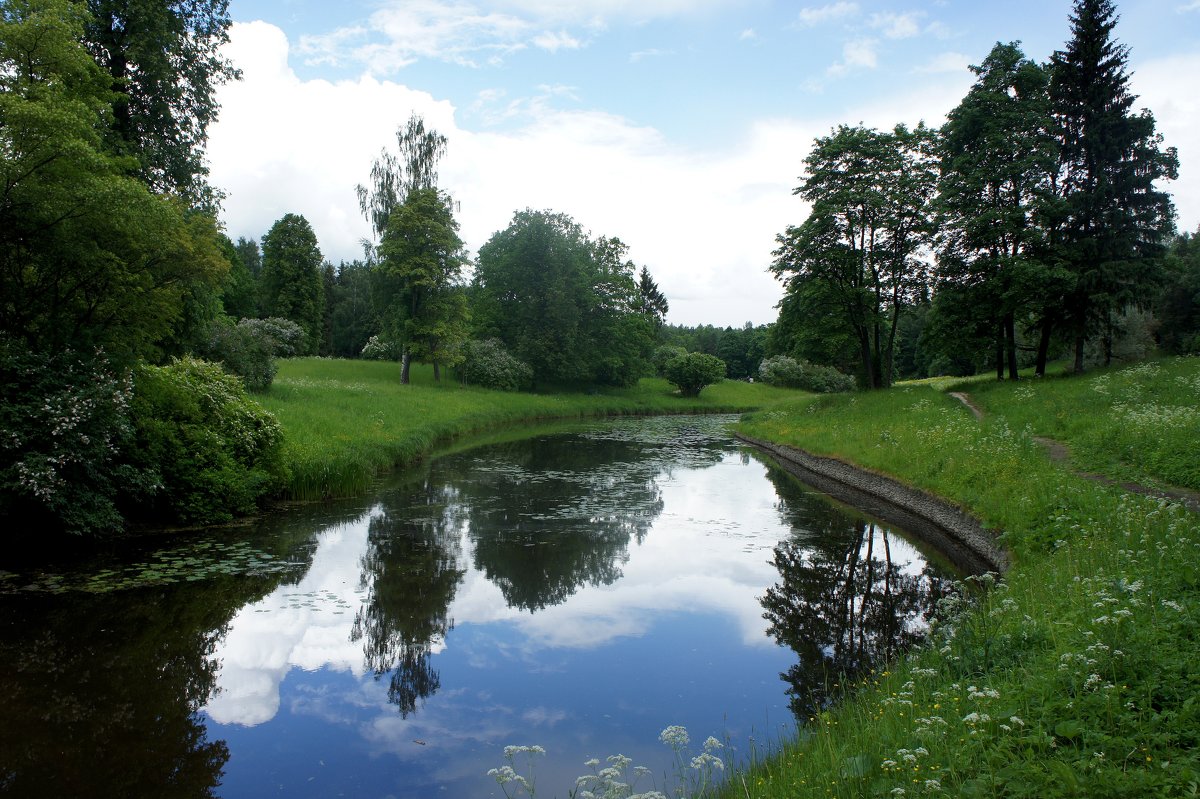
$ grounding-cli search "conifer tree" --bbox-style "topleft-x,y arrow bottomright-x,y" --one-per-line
1049,0 -> 1177,371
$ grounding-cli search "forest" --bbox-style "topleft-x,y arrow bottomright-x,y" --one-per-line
1,0 -> 1197,538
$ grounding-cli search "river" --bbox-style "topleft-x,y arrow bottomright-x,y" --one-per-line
0,415 -> 959,798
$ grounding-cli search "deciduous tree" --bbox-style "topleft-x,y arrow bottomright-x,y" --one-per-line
259,213 -> 325,354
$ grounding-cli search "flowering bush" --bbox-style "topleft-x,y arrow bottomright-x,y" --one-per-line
0,342 -> 150,536
758,354 -> 856,393
460,338 -> 533,391
127,357 -> 287,524
204,316 -> 305,390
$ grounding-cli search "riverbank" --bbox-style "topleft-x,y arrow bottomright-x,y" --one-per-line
728,356 -> 1200,798
260,358 -> 799,500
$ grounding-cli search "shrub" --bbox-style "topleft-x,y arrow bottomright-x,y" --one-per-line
360,334 -> 401,361
461,338 -> 533,391
204,316 -> 305,391
652,345 -> 688,377
664,352 -> 726,397
127,357 -> 287,525
0,342 -> 150,537
758,354 -> 855,393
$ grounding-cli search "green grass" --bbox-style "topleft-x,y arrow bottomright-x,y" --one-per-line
729,357 -> 1200,798
260,358 -> 798,499
953,357 -> 1200,491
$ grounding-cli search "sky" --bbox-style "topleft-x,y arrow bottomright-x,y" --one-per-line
207,0 -> 1200,327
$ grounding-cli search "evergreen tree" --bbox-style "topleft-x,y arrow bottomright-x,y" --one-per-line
259,214 -> 325,354
1050,0 -> 1178,371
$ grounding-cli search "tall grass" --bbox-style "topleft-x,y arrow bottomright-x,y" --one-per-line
956,357 -> 1200,490
728,357 -> 1200,798
260,358 -> 798,499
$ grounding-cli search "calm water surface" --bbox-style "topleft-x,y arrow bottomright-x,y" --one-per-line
0,416 -> 958,798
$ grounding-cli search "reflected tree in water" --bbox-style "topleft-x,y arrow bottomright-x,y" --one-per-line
352,481 -> 466,717
1,582 -> 249,797
457,434 -> 668,611
759,464 -> 955,720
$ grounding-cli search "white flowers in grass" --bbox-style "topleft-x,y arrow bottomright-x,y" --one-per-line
659,725 -> 689,747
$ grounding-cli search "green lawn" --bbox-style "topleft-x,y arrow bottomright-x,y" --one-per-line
728,356 -> 1200,798
260,358 -> 799,499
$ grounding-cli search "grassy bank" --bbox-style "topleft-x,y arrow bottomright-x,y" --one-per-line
261,358 -> 796,499
730,357 -> 1200,798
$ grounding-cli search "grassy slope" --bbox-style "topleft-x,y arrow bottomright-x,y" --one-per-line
261,358 -> 797,499
731,357 -> 1200,798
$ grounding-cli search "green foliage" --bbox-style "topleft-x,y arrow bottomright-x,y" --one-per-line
1157,230 -> 1200,355
82,0 -> 239,206
773,124 -> 938,389
664,352 -> 727,397
128,357 -> 286,524
0,341 -> 146,536
0,0 -> 229,361
259,213 -> 325,354
758,355 -> 855,393
1050,0 -> 1178,371
260,358 -> 798,500
732,361 -> 1200,798
472,210 -> 655,388
328,259 -> 378,358
460,339 -> 533,391
652,344 -> 688,377
934,41 -> 1065,380
217,235 -> 258,320
357,113 -> 448,243
360,334 -> 400,361
375,188 -> 469,382
203,316 -> 303,390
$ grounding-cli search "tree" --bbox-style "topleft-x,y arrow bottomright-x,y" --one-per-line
1156,229 -> 1200,354
0,0 -> 228,361
773,124 -> 938,388
1050,0 -> 1178,372
636,266 -> 670,328
259,214 -> 325,354
935,42 -> 1066,381
357,113 -> 449,245
473,210 -> 654,387
374,188 -> 469,383
328,260 -> 379,358
233,236 -> 262,279
217,235 -> 258,320
663,352 -> 726,397
83,0 -> 239,207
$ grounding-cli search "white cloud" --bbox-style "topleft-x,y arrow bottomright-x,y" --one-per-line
629,47 -> 673,62
914,51 -> 971,75
739,28 -> 757,41
1131,52 -> 1200,232
796,1 -> 860,27
827,37 -> 878,75
869,11 -> 923,39
1177,0 -> 1200,10
532,30 -> 583,52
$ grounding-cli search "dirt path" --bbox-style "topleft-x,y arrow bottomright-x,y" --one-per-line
948,390 -> 1200,513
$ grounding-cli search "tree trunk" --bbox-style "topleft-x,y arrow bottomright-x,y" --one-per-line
858,328 -> 874,389
1005,312 -> 1019,381
1073,333 -> 1085,374
433,361 -> 440,382
400,351 -> 411,384
995,323 -> 1004,381
1035,317 -> 1053,377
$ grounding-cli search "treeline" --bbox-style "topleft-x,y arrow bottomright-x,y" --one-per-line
770,0 -> 1190,388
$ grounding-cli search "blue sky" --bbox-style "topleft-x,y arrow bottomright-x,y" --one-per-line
209,0 -> 1200,326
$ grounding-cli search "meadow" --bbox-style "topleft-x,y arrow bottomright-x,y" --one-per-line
726,356 -> 1200,798
261,358 -> 797,499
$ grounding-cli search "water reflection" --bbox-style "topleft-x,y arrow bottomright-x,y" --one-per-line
760,464 -> 956,718
352,484 -> 466,717
0,416 -> 963,798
